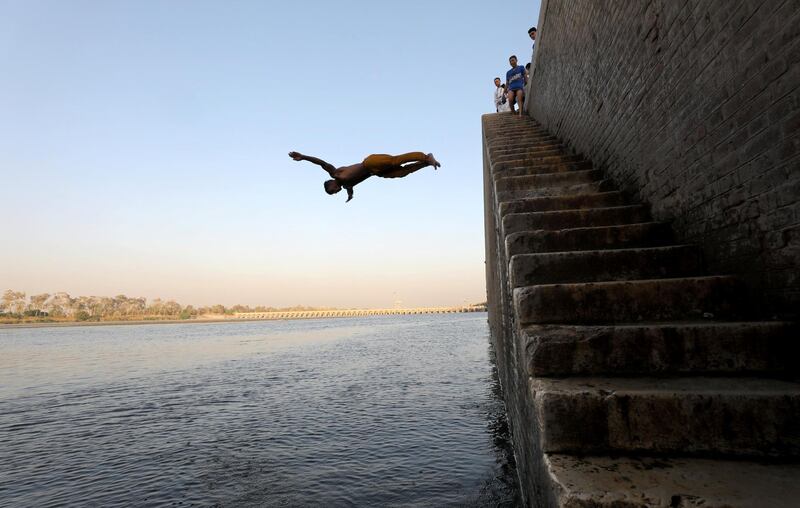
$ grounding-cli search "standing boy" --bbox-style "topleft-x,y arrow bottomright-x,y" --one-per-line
493,77 -> 510,112
506,55 -> 526,115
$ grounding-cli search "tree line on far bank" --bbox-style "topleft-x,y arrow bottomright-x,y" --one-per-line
0,290 -> 334,323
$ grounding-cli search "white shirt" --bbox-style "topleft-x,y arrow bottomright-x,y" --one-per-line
494,87 -> 510,112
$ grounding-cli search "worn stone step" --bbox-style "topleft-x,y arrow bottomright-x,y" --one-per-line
489,144 -> 564,157
486,131 -> 552,142
487,137 -> 560,150
482,113 -> 540,124
493,160 -> 594,177
494,148 -> 567,164
495,154 -> 584,171
488,141 -> 559,151
500,191 -> 627,215
485,126 -> 545,134
521,321 -> 798,377
492,164 -> 592,180
514,275 -> 750,325
487,133 -> 557,143
544,454 -> 800,508
497,180 -> 615,202
503,205 -> 651,236
483,115 -> 542,125
496,169 -> 604,193
531,377 -> 800,457
510,244 -> 700,286
505,221 -> 674,258
486,124 -> 548,133
503,204 -> 650,234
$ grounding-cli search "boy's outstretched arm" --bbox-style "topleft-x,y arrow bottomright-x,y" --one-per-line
288,151 -> 336,177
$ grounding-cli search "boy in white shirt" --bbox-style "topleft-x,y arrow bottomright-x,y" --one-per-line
493,77 -> 510,112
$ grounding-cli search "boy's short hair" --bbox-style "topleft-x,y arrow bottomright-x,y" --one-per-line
324,179 -> 341,194
528,26 -> 537,34
494,76 -> 501,81
509,55 -> 517,60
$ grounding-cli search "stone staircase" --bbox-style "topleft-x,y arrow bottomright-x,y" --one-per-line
481,113 -> 800,507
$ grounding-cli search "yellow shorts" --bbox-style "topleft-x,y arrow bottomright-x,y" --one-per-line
362,152 -> 428,176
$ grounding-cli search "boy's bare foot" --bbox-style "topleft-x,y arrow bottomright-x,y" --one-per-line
427,153 -> 441,169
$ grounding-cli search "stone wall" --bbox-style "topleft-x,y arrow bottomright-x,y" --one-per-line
527,0 -> 800,316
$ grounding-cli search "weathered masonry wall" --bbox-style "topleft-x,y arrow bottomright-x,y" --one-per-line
528,0 -> 800,316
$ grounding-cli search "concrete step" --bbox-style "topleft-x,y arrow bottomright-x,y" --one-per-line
509,244 -> 700,286
531,377 -> 800,457
514,275 -> 750,325
495,154 -> 585,171
496,169 -> 604,192
504,205 -> 651,235
493,160 -> 593,178
544,454 -> 800,508
500,191 -> 627,215
498,180 -> 615,202
521,321 -> 798,377
505,221 -> 674,258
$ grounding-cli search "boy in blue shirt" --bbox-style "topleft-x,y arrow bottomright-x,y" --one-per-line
506,55 -> 526,115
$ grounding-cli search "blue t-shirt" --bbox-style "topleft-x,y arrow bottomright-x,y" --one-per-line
507,65 -> 525,91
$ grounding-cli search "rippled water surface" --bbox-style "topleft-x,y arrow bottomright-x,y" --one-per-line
0,314 -> 518,507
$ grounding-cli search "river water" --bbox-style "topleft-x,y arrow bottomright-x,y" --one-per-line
0,314 -> 519,507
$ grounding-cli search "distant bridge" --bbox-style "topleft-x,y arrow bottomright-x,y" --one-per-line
232,306 -> 486,321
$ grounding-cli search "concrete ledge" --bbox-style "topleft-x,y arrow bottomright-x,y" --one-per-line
545,454 -> 800,508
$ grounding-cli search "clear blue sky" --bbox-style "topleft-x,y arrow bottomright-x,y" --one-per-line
0,0 -> 541,308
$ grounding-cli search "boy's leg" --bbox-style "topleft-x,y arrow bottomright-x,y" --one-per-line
390,152 -> 429,166
517,90 -> 525,115
381,153 -> 440,178
507,90 -> 516,113
380,161 -> 428,178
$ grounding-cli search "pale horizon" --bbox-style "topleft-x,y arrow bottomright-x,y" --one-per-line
1,0 -> 541,308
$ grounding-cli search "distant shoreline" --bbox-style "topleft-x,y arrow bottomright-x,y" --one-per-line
0,311 -> 488,330
0,318 -> 236,330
